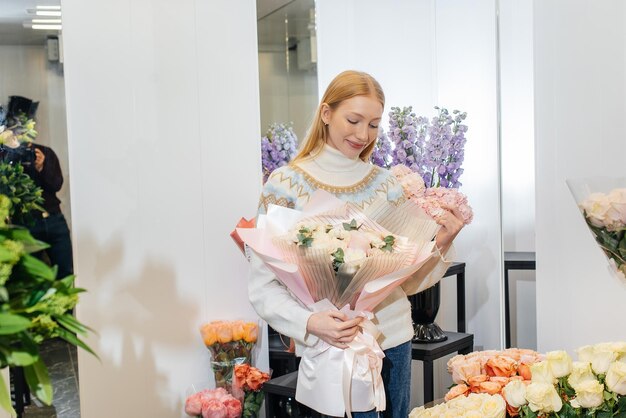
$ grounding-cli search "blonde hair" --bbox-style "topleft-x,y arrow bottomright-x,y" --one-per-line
293,70 -> 385,163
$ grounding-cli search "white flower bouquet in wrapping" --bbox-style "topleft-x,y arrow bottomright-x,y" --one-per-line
237,190 -> 441,417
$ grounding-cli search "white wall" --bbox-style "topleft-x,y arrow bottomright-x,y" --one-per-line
62,1 -> 262,417
534,0 -> 626,354
0,45 -> 71,223
500,0 -> 536,349
316,0 -> 503,406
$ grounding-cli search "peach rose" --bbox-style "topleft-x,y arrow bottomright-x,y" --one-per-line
216,322 -> 233,344
452,360 -> 482,384
243,322 -> 258,343
468,374 -> 489,392
231,320 -> 245,341
200,324 -> 218,346
201,398 -> 227,418
479,381 -> 502,395
444,383 -> 469,401
517,363 -> 532,381
185,393 -> 203,415
486,355 -> 518,378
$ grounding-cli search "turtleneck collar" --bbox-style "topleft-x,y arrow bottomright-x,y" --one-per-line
294,143 -> 373,187
307,144 -> 362,173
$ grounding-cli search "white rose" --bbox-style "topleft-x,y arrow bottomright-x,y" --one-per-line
580,193 -> 613,228
573,379 -> 604,408
546,350 -> 573,378
530,361 -> 556,384
577,345 -> 595,362
568,361 -> 597,390
450,392 -> 483,411
605,361 -> 626,395
591,345 -> 618,375
408,406 -> 426,418
608,188 -> 626,224
503,380 -> 528,408
465,411 -> 482,418
526,382 -> 563,414
479,394 -> 507,418
343,248 -> 366,264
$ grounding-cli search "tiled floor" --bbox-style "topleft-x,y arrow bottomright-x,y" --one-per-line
19,339 -> 80,418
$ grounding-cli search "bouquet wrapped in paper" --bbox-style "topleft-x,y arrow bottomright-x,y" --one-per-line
237,190 -> 441,416
200,320 -> 258,391
567,177 -> 626,280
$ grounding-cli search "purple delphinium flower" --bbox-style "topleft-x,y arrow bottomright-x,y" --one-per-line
421,107 -> 467,188
261,122 -> 298,182
370,127 -> 394,169
388,106 -> 425,176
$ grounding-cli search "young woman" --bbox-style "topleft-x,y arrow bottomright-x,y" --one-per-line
249,70 -> 464,417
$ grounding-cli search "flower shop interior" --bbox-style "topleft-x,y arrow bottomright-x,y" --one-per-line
0,0 -> 625,417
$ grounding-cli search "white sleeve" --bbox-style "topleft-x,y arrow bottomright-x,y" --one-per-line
247,248 -> 319,347
401,244 -> 456,296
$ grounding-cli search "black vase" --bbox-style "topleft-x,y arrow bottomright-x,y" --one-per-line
409,282 -> 447,343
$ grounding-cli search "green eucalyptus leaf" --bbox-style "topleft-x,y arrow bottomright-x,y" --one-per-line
0,371 -> 16,416
0,313 -> 30,334
23,357 -> 53,405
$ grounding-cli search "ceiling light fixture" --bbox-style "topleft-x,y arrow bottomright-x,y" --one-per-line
36,5 -> 61,10
32,18 -> 62,24
32,24 -> 62,30
35,11 -> 62,17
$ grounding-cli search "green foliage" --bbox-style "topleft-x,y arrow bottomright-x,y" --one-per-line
0,196 -> 96,413
0,163 -> 44,226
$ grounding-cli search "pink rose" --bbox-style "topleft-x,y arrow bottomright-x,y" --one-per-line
223,398 -> 242,418
202,399 -> 227,418
184,393 -> 203,416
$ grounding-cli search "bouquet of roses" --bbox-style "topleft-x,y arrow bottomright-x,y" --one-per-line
567,178 -> 626,280
410,392 -> 508,418
445,348 -> 543,412
500,342 -> 626,418
232,364 -> 271,418
200,320 -> 258,390
236,190 -> 440,416
184,387 -> 241,418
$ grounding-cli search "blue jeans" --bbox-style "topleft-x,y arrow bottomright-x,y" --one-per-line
29,212 -> 74,279
352,340 -> 411,418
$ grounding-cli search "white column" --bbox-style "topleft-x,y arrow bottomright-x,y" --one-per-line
62,1 -> 262,417
534,0 -> 626,353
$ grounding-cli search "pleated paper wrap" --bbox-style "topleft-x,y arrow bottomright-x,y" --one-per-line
238,190 -> 440,417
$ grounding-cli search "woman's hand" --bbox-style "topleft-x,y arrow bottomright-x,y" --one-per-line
306,310 -> 363,349
435,204 -> 465,253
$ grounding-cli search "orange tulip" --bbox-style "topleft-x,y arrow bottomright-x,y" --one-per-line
242,322 -> 258,343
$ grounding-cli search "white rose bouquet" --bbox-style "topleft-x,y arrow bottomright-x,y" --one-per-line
567,177 -> 626,280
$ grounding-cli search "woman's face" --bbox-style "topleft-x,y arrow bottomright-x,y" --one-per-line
321,95 -> 383,159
